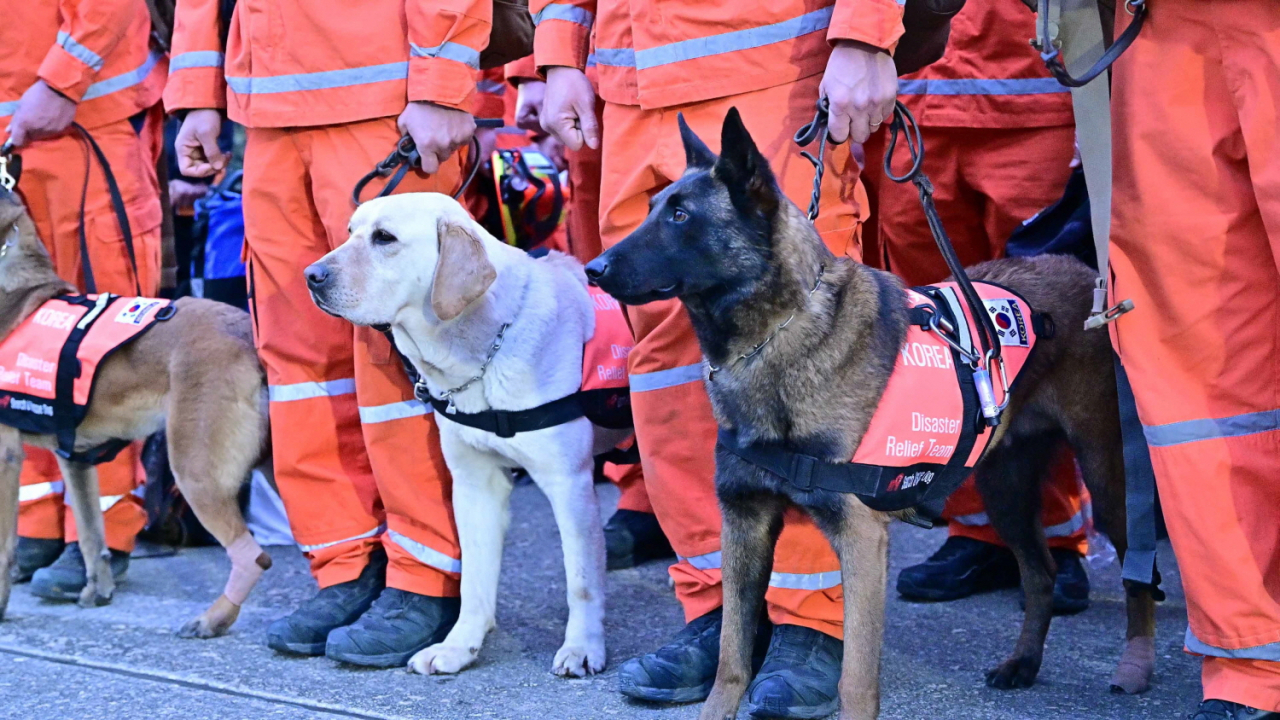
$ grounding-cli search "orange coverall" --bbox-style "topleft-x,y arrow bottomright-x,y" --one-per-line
166,0 -> 491,597
3,0 -> 167,553
1109,1 -> 1280,708
534,0 -> 903,638
862,0 -> 1087,555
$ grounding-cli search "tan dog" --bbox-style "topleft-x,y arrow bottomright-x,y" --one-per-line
0,191 -> 271,638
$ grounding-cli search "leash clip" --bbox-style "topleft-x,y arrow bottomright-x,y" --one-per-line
1083,280 -> 1135,330
0,145 -> 16,192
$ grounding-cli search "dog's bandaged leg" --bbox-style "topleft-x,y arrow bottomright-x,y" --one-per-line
1110,635 -> 1155,695
224,531 -> 271,605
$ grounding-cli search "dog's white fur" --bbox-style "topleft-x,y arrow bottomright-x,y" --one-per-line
310,192 -> 616,677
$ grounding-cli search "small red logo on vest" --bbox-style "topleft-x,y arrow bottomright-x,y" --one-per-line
0,394 -> 9,408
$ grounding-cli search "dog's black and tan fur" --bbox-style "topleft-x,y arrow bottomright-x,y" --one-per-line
586,110 -> 1157,719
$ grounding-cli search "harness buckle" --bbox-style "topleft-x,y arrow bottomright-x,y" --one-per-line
494,412 -> 515,439
790,453 -> 816,491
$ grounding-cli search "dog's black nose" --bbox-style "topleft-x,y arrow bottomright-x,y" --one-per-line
305,263 -> 330,288
584,258 -> 608,285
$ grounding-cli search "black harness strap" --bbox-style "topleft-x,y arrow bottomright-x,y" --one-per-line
71,123 -> 142,297
1038,0 -> 1147,88
53,294 -> 114,458
422,391 -> 588,439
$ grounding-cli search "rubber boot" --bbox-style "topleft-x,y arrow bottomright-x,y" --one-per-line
267,548 -> 387,656
617,607 -> 771,703
29,543 -> 130,601
604,509 -> 675,570
1049,548 -> 1090,615
12,537 -> 64,583
744,624 -> 842,719
1191,700 -> 1280,720
896,536 -> 1020,602
325,588 -> 460,667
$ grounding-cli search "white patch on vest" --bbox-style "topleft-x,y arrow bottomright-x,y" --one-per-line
2,396 -> 53,416
114,299 -> 163,325
912,412 -> 960,434
985,299 -> 1029,348
33,308 -> 77,331
899,341 -> 953,369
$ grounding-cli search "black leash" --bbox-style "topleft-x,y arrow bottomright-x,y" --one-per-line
352,117 -> 505,206
1037,0 -> 1147,87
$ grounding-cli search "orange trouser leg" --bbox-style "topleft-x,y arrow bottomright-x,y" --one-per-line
600,75 -> 864,638
612,463 -> 652,514
244,120 -> 462,595
1110,1 -> 1280,709
14,118 -> 162,551
566,98 -> 606,264
870,125 -> 1087,553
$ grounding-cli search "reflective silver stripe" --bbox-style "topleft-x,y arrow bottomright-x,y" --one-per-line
409,42 -> 481,70
57,31 -> 105,71
0,100 -> 17,117
268,379 -> 357,402
82,49 -> 163,102
630,363 -> 702,392
586,53 -> 598,68
171,51 -> 225,71
1144,408 -> 1280,448
386,529 -> 462,574
477,79 -> 507,95
635,7 -> 832,70
18,481 -> 65,503
592,48 -> 636,68
677,551 -> 722,571
533,4 -> 594,28
897,78 -> 1070,96
228,62 -> 408,95
769,569 -> 842,591
297,523 -> 386,553
1185,627 -> 1280,662
952,509 -> 1085,539
358,399 -> 431,424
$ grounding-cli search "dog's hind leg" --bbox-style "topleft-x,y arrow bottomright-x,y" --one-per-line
700,474 -> 786,720
167,370 -> 272,638
58,459 -> 114,608
973,434 -> 1060,690
0,428 -> 23,620
410,444 -> 512,676
828,497 -> 891,720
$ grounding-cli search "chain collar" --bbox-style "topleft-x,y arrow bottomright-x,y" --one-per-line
707,264 -> 826,382
415,322 -> 511,414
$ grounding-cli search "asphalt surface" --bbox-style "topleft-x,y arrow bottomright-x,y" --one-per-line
1,482 -> 1200,720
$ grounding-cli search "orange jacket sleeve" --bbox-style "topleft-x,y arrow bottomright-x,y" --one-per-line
472,67 -> 507,119
531,0 -> 594,72
504,56 -> 539,86
164,0 -> 227,112
829,0 -> 905,54
408,0 -> 492,111
38,0 -> 135,102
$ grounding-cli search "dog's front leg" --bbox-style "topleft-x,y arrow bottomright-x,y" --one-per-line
831,499 -> 890,720
0,429 -> 23,620
700,464 -> 786,720
58,459 -> 113,607
532,457 -> 606,678
409,443 -> 512,676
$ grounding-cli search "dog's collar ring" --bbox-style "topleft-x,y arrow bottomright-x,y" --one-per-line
432,322 -> 511,413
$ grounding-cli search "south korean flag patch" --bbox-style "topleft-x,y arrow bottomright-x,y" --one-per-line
985,299 -> 1029,348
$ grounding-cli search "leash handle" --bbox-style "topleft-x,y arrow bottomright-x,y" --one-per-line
1037,0 -> 1147,88
352,119 -> 507,206
793,98 -> 846,222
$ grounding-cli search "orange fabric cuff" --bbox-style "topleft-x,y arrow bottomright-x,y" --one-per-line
409,57 -> 477,111
534,21 -> 592,73
38,46 -> 97,103
162,69 -> 228,113
829,0 -> 905,55
505,56 -> 540,84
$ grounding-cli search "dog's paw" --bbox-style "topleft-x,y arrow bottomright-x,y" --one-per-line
985,655 -> 1040,690
408,643 -> 478,675
177,614 -> 232,639
552,643 -> 605,678
77,583 -> 112,609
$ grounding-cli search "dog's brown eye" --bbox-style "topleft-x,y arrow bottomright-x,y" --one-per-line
673,208 -> 689,223
371,228 -> 397,246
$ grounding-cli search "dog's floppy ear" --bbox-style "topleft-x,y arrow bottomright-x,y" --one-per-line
678,113 -> 717,171
713,107 -> 779,213
431,217 -> 496,321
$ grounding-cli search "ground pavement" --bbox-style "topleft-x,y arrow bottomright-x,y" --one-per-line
1,482 -> 1200,720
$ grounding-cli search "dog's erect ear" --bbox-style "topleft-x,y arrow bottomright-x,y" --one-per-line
431,218 -> 496,321
713,107 -> 779,212
678,113 -> 717,171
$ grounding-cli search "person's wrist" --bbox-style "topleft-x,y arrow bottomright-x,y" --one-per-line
833,39 -> 889,55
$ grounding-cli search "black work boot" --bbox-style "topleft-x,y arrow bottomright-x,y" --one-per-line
267,549 -> 387,656
12,537 -> 64,583
604,509 -> 675,570
325,588 -> 460,667
618,607 -> 724,702
1191,700 -> 1280,719
29,543 -> 130,600
896,536 -> 1020,602
1049,548 -> 1090,615
744,624 -> 842,719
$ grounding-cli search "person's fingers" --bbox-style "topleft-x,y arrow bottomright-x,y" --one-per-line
418,146 -> 441,175
826,99 -> 853,144
576,98 -> 601,150
198,132 -> 227,172
545,111 -> 584,152
7,121 -> 26,149
177,145 -> 214,177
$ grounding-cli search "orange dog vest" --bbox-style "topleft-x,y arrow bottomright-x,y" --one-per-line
0,294 -> 176,463
718,281 -> 1044,518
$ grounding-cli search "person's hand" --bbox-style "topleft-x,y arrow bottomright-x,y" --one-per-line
474,126 -> 498,178
515,80 -> 547,133
535,132 -> 567,172
399,101 -> 476,175
175,109 -> 227,178
169,179 -> 210,212
541,66 -> 599,151
819,41 -> 898,144
6,80 -> 77,148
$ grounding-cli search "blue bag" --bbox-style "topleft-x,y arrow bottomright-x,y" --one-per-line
191,170 -> 248,309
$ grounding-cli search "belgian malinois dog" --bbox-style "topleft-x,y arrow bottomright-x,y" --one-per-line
585,110 -> 1157,719
0,191 -> 271,638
